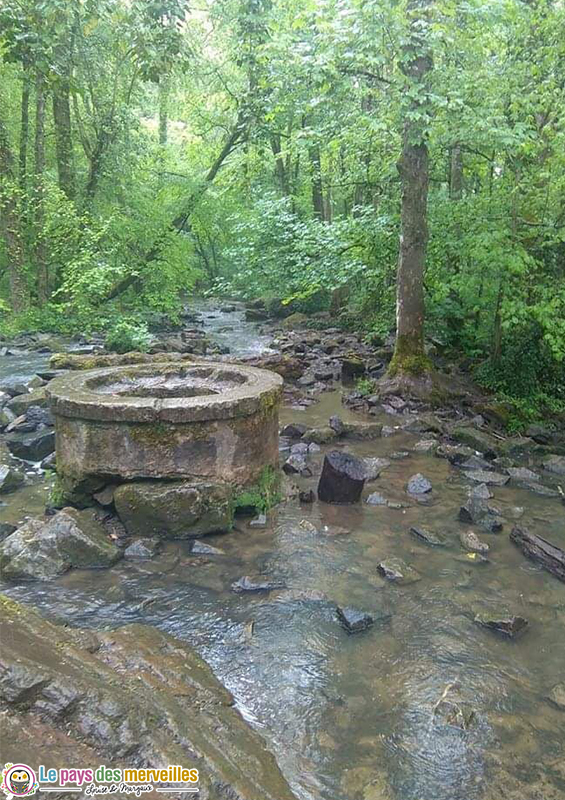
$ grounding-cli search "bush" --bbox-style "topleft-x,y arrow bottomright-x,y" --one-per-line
105,318 -> 152,354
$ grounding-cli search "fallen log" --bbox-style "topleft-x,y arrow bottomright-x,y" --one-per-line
510,525 -> 565,583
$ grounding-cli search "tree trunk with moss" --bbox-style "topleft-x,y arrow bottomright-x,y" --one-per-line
387,0 -> 433,379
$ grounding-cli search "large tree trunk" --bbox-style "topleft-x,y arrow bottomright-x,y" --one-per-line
34,72 -> 49,303
0,103 -> 29,312
388,0 -> 433,378
53,79 -> 75,200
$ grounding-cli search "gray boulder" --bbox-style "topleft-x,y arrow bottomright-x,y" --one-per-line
0,464 -> 25,494
0,508 -> 121,580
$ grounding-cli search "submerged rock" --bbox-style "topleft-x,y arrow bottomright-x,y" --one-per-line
406,473 -> 432,495
459,530 -> 489,554
377,558 -> 421,585
114,480 -> 232,539
336,606 -> 374,634
302,426 -> 338,445
318,451 -> 366,504
363,457 -> 391,481
468,483 -> 493,500
409,526 -> 446,547
341,421 -> 383,440
124,538 -> 161,559
366,492 -> 388,506
232,575 -> 286,593
474,612 -> 528,638
0,598 -> 297,800
0,508 -> 121,580
547,683 -> 565,711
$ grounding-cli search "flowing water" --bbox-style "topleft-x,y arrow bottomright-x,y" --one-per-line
1,305 -> 565,800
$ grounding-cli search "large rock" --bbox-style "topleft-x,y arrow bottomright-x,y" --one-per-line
317,451 -> 366,504
6,429 -> 55,461
451,426 -> 500,458
0,598 -> 297,800
114,480 -> 233,539
6,387 -> 48,416
0,508 -> 121,580
341,421 -> 383,440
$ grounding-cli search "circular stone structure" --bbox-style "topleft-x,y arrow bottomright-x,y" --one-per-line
47,362 -> 283,492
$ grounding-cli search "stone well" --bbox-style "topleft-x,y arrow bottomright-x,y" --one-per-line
47,362 -> 283,501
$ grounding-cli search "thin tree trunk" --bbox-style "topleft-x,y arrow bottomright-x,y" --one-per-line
34,72 -> 49,303
309,143 -> 324,221
19,64 -> 31,194
159,76 -> 170,146
0,103 -> 28,311
389,0 -> 433,376
53,79 -> 75,200
271,134 -> 289,196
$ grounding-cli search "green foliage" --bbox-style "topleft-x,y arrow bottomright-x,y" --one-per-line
233,466 -> 281,513
105,318 -> 152,354
355,377 -> 376,397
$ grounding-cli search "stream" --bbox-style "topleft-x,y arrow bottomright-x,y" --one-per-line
1,302 -> 564,800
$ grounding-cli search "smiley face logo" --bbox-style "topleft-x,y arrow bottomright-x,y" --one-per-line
1,764 -> 37,798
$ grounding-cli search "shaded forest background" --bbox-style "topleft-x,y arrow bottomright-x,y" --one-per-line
0,0 -> 564,422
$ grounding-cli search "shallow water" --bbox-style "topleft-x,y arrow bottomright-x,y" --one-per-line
2,310 -> 565,800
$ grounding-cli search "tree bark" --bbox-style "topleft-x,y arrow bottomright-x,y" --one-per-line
388,0 -> 433,377
19,63 -> 31,195
309,143 -> 325,221
0,102 -> 29,312
34,71 -> 49,303
53,79 -> 75,200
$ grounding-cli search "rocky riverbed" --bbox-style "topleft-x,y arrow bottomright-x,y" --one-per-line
1,300 -> 565,800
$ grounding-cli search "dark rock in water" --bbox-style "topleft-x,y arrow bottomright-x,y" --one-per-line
474,612 -> 528,638
280,422 -> 308,439
409,526 -> 446,546
245,308 -> 268,322
220,304 -> 236,312
469,483 -> 493,500
547,683 -> 565,711
0,599 -> 297,799
377,557 -> 421,584
302,426 -> 338,444
0,523 -> 17,541
459,530 -> 489,554
0,464 -> 24,494
329,415 -> 345,435
232,575 -> 286,593
465,470 -> 509,486
40,451 -> 57,471
318,450 -> 366,504
342,421 -> 383,440
6,429 -> 55,461
366,492 -> 388,506
0,508 -> 121,580
406,473 -> 432,495
459,496 -> 489,524
482,516 -> 504,533
336,606 -> 374,634
299,489 -> 315,503
191,540 -> 224,555
124,538 -> 161,559
363,457 -> 391,481
510,525 -> 565,583
543,455 -> 565,476
440,444 -> 475,465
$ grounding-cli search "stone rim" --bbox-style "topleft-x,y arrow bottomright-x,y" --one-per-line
47,362 -> 283,423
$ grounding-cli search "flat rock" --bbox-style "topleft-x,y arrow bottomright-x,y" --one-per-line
465,470 -> 509,486
114,480 -> 232,539
0,508 -> 121,580
469,483 -> 493,500
301,426 -> 338,445
474,612 -> 528,638
409,526 -> 446,547
191,540 -> 224,555
6,388 -> 48,416
451,426 -> 500,458
341,421 -> 382,440
507,467 -> 540,482
459,530 -> 489,554
377,558 -> 421,585
336,606 -> 374,634
232,575 -> 286,593
518,480 -> 560,498
406,473 -> 432,494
